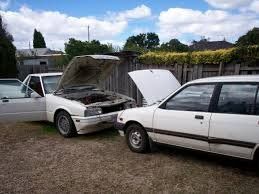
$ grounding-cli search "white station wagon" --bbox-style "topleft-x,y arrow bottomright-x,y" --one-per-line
0,55 -> 135,137
116,69 -> 259,166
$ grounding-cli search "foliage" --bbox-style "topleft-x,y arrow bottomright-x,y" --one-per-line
160,39 -> 189,52
65,38 -> 112,60
0,15 -> 17,78
139,51 -> 190,65
53,54 -> 70,68
33,29 -> 47,48
146,33 -> 160,49
139,46 -> 259,65
236,28 -> 259,46
234,45 -> 259,63
124,32 -> 160,51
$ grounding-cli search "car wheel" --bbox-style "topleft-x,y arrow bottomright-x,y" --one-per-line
55,111 -> 77,138
125,123 -> 149,153
254,156 -> 259,175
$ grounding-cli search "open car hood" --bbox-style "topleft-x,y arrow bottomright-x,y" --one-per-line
129,69 -> 181,105
56,55 -> 120,91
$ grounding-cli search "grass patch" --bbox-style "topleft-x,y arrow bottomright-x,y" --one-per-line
31,121 -> 119,139
40,122 -> 57,134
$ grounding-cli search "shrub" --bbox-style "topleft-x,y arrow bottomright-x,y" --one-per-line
139,46 -> 259,65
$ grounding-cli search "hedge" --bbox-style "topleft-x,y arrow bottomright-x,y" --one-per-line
139,46 -> 259,65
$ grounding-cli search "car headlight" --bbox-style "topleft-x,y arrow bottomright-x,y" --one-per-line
123,101 -> 136,109
84,107 -> 102,117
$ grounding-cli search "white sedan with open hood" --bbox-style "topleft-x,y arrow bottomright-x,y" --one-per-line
116,70 -> 259,166
0,55 -> 135,137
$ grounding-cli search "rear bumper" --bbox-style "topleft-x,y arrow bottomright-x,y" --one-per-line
72,112 -> 118,134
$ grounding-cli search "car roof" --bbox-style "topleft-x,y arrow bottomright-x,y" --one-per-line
188,75 -> 259,84
28,72 -> 62,77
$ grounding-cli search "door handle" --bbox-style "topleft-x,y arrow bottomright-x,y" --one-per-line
195,115 -> 204,120
2,99 -> 9,103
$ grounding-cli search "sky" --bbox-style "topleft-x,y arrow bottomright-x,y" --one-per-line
0,0 -> 258,50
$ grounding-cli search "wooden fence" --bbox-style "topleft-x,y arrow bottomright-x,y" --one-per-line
17,51 -> 259,106
104,52 -> 259,106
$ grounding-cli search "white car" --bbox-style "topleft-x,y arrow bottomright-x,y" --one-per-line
0,55 -> 135,137
116,69 -> 259,166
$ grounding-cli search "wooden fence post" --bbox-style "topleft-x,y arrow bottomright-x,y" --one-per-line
234,64 -> 241,75
177,64 -> 183,84
198,64 -> 203,78
193,64 -> 198,80
218,62 -> 224,76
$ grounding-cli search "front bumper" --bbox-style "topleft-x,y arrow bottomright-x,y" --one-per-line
72,112 -> 118,134
114,121 -> 126,136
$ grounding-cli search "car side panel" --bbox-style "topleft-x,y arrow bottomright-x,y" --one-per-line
153,108 -> 211,151
209,113 -> 259,159
116,106 -> 157,139
0,97 -> 46,122
45,94 -> 86,123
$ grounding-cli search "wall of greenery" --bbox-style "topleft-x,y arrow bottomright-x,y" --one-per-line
138,46 -> 259,65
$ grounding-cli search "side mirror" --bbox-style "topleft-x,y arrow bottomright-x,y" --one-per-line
31,92 -> 41,98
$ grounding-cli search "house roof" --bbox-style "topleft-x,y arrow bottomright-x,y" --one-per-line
16,48 -> 64,57
190,40 -> 234,51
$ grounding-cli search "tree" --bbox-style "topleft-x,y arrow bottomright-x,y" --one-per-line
0,15 -> 17,78
146,33 -> 160,49
236,27 -> 259,46
64,38 -> 112,60
33,29 -> 46,48
124,32 -> 160,51
160,39 -> 189,52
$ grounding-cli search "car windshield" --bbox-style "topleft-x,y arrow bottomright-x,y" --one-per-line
42,75 -> 61,94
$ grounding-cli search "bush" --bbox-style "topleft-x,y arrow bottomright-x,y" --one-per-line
139,46 -> 259,65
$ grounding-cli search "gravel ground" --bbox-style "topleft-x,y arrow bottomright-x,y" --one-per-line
1,122 -> 259,193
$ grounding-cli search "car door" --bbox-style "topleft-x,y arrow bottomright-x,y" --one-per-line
209,83 -> 259,159
153,84 -> 216,151
0,79 -> 46,122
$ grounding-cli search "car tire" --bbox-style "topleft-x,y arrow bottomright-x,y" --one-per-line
254,156 -> 259,175
125,123 -> 149,153
55,111 -> 77,138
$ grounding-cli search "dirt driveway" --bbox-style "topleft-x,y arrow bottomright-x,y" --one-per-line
1,122 -> 259,193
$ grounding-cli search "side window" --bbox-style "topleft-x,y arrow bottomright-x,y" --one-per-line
256,91 -> 259,115
216,84 -> 258,115
28,76 -> 44,97
0,79 -> 35,99
164,84 -> 215,112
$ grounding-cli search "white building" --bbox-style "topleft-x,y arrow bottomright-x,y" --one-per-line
16,48 -> 66,79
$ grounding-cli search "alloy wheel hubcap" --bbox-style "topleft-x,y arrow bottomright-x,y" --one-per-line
130,130 -> 142,149
58,115 -> 70,134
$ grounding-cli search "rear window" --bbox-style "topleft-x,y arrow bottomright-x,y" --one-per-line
216,84 -> 258,115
